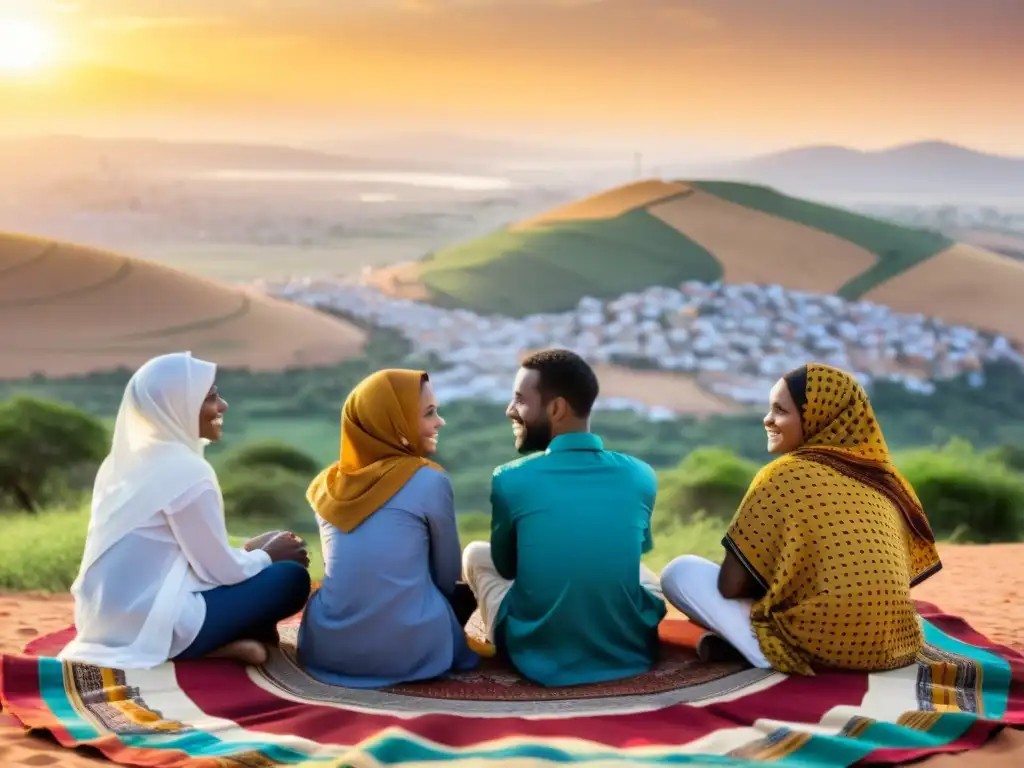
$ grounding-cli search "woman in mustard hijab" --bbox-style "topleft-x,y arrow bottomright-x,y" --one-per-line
660,363 -> 942,675
297,369 -> 478,687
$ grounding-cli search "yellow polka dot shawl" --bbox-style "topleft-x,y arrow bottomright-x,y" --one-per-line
725,364 -> 942,675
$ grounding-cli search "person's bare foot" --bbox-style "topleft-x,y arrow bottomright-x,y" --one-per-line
696,633 -> 747,665
206,639 -> 268,666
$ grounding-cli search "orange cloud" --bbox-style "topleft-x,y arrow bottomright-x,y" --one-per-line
89,16 -> 225,30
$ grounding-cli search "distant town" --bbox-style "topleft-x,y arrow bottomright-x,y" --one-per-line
251,275 -> 1022,417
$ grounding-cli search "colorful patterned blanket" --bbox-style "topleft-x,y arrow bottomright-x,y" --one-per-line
0,602 -> 1021,767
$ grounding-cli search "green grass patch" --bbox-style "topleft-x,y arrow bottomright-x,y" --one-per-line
0,505 -> 90,592
0,507 -> 721,593
419,208 -> 722,316
690,181 -> 954,298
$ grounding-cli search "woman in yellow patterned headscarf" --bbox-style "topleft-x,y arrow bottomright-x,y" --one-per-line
660,363 -> 941,675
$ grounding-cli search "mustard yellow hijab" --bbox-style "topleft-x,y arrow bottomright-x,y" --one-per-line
788,363 -> 937,550
307,369 -> 444,533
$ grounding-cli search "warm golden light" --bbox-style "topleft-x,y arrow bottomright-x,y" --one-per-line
0,18 -> 57,74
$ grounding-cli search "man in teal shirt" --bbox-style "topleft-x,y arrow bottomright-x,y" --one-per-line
462,349 -> 666,687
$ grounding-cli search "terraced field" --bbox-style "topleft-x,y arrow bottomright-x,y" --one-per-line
0,234 -> 367,378
647,189 -> 877,294
377,180 -> 1024,343
689,182 -> 956,298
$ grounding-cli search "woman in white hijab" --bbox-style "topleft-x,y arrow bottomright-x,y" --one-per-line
60,351 -> 311,669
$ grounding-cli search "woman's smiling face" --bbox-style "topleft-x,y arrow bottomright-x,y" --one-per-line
198,383 -> 228,442
418,379 -> 445,455
764,377 -> 804,454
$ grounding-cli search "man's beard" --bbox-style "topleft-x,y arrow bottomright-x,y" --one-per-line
517,418 -> 553,454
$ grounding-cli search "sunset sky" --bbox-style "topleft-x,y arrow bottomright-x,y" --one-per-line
2,0 -> 1022,156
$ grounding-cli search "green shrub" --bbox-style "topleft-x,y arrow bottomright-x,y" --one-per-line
655,447 -> 759,522
220,466 -> 313,529
985,444 -> 1024,474
217,439 -> 321,477
897,448 -> 1024,543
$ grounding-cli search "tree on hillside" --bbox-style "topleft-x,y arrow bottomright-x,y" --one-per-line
0,396 -> 109,513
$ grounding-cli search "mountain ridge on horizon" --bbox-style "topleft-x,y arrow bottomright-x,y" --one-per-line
694,140 -> 1024,202
743,139 -> 1023,163
1,133 -> 1022,200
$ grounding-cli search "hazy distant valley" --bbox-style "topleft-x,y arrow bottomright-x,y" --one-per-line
1,135 -> 1023,282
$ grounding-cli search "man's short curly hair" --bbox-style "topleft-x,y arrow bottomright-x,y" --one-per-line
520,348 -> 599,418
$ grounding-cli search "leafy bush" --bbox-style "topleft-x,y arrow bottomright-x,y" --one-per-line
655,447 -> 759,522
220,466 -> 314,531
0,396 -> 109,512
897,446 -> 1024,543
985,444 -> 1024,474
217,440 -> 321,478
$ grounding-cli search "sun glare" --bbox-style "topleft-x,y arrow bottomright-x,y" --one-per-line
0,18 -> 57,74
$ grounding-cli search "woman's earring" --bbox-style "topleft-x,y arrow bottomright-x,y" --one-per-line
400,436 -> 410,447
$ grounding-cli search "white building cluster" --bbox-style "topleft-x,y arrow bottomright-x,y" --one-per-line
251,275 -> 1023,415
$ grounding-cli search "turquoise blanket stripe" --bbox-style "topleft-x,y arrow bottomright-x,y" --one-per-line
923,618 -> 1012,720
38,658 -> 324,765
31,618 -> 1014,767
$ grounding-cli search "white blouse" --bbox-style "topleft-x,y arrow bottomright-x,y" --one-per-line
60,478 -> 271,669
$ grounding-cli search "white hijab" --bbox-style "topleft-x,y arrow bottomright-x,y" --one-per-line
74,351 -> 220,584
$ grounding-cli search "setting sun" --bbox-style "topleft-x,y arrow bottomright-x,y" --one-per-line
0,18 -> 57,74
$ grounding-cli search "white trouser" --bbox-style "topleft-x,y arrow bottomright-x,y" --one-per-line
461,541 -> 663,643
659,554 -> 771,669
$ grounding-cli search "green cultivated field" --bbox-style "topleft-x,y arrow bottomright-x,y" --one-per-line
420,208 -> 722,315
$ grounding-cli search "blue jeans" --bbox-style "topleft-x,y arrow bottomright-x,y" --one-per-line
175,560 -> 311,659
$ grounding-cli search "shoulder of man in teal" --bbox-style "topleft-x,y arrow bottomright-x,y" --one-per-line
602,450 -> 658,491
491,451 -> 546,485
492,443 -> 656,495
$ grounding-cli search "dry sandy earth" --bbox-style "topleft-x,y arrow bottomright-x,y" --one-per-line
953,230 -> 1024,260
0,234 -> 367,378
864,243 -> 1024,345
366,260 -> 431,301
1,544 -> 1022,766
512,180 -> 689,230
591,365 -> 744,415
648,189 -> 879,294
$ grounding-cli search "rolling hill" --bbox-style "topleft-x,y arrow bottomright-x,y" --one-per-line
0,233 -> 366,378
373,179 -> 1024,344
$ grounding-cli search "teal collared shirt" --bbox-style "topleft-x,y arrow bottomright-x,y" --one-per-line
489,432 -> 666,687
